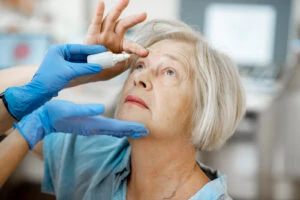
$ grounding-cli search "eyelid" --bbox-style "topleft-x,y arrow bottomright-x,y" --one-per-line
134,61 -> 146,70
161,66 -> 178,77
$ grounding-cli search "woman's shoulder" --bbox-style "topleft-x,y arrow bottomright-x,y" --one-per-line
45,133 -> 130,155
44,133 -> 131,171
42,134 -> 131,198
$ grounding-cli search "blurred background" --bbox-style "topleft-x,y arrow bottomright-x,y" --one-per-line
0,0 -> 300,199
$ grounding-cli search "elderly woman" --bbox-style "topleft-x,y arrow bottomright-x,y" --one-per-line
0,0 -> 245,199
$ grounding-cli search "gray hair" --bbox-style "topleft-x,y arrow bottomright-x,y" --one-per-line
130,19 -> 246,151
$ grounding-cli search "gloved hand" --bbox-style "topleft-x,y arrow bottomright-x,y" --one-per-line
14,100 -> 148,149
4,44 -> 106,121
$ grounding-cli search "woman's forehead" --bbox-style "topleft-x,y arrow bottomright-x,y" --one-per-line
147,39 -> 193,55
145,40 -> 193,66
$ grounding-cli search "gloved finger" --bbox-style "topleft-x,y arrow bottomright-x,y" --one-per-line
92,116 -> 148,135
46,101 -> 105,119
68,62 -> 102,77
85,116 -> 149,138
64,104 -> 105,117
65,44 -> 107,59
53,116 -> 148,138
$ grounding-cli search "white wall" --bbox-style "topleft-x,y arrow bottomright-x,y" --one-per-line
39,0 -> 179,43
97,0 -> 180,20
35,0 -> 86,42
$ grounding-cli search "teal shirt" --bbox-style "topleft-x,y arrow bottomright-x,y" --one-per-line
42,133 -> 232,200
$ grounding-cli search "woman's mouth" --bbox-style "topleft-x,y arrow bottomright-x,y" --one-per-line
125,95 -> 149,109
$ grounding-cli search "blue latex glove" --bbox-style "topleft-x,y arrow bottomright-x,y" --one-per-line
5,44 -> 106,121
14,100 -> 149,149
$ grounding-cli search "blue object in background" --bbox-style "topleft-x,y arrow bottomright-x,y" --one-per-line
0,34 -> 52,69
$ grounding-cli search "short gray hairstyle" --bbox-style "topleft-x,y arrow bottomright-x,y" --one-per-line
130,19 -> 246,151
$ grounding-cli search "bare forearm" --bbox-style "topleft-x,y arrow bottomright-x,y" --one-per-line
0,100 -> 15,133
0,65 -> 38,92
0,129 -> 29,187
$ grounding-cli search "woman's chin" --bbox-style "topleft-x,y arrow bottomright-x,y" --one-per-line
119,116 -> 147,125
116,112 -> 148,125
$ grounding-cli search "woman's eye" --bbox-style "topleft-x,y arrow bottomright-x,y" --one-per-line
135,65 -> 144,71
166,69 -> 176,76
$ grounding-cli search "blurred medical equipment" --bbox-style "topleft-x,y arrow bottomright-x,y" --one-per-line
181,0 -> 293,96
181,0 -> 295,199
0,34 -> 52,69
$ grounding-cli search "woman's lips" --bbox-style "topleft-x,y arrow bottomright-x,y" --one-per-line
125,95 -> 149,109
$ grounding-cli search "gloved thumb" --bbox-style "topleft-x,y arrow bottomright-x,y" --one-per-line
65,44 -> 107,56
69,62 -> 102,77
69,104 -> 105,117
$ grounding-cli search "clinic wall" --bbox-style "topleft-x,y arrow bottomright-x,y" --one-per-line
40,0 -> 180,43
88,0 -> 180,23
35,0 -> 86,43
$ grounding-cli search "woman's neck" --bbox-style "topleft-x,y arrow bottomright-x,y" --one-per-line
127,137 -> 210,200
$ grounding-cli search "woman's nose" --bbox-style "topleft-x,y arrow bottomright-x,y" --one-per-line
133,71 -> 152,90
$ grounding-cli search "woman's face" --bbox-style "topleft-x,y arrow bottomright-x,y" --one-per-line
116,39 -> 195,139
